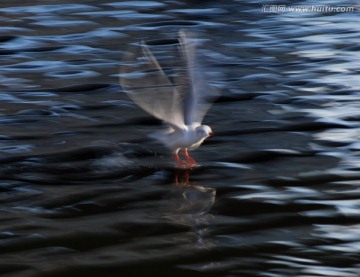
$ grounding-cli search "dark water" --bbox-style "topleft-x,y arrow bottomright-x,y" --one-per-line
0,1 -> 359,276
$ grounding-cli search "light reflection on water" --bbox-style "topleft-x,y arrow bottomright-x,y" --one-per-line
0,0 -> 359,276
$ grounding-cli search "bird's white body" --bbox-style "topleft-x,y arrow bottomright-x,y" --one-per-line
120,31 -> 217,167
153,124 -> 212,153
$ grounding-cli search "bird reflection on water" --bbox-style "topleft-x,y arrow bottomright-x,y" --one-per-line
162,168 -> 216,248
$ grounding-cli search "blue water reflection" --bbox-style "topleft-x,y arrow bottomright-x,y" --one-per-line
0,0 -> 359,276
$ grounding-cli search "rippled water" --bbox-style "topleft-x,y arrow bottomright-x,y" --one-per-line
0,1 -> 359,276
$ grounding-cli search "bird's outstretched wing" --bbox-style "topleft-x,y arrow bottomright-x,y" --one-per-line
119,42 -> 185,131
119,31 -> 218,129
177,30 -> 219,126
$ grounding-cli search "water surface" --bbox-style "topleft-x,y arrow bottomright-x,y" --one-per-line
0,1 -> 359,276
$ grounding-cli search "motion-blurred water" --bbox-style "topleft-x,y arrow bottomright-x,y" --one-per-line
0,1 -> 359,276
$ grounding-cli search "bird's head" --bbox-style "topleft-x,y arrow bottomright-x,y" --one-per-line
195,125 -> 213,139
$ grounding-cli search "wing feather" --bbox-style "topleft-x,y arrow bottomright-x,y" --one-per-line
119,43 -> 185,130
177,30 -> 219,126
119,31 -> 218,130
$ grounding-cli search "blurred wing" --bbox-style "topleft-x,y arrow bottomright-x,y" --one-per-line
120,43 -> 185,130
177,30 -> 219,126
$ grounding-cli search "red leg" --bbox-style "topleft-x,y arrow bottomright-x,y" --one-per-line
173,151 -> 188,168
184,149 -> 197,166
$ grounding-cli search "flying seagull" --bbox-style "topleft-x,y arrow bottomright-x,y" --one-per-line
120,31 -> 218,167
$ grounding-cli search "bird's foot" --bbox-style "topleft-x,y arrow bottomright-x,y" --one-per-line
185,157 -> 197,167
184,149 -> 198,167
174,151 -> 198,168
174,153 -> 189,168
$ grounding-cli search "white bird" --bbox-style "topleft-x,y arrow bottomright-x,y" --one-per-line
120,31 -> 218,168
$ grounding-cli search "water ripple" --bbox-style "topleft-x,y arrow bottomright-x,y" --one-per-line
0,0 -> 358,276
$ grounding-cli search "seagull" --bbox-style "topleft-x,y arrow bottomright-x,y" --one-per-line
120,31 -> 218,168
